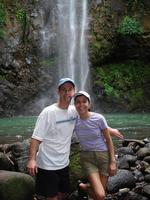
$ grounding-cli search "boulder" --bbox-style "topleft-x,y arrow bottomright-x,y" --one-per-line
0,170 -> 35,200
143,184 -> 150,197
136,147 -> 150,159
107,169 -> 136,193
0,152 -> 14,170
117,147 -> 134,156
123,191 -> 149,200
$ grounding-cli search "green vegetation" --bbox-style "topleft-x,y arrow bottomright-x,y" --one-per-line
16,7 -> 26,24
123,0 -> 146,13
15,6 -> 28,42
92,60 -> 150,111
0,1 -> 6,38
117,16 -> 143,36
89,4 -> 115,65
70,144 -> 82,191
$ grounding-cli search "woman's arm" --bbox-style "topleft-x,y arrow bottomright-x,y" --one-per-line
108,127 -> 124,139
103,128 -> 117,176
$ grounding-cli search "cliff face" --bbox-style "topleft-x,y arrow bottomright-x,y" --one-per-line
0,0 -> 57,117
0,0 -> 150,117
89,0 -> 150,64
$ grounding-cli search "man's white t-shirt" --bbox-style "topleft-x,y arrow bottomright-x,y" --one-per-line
32,103 -> 77,170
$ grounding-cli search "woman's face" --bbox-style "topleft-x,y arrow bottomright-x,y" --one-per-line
74,95 -> 90,115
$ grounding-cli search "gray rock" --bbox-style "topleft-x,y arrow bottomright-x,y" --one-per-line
7,140 -> 30,173
107,169 -> 136,193
133,169 -> 144,182
144,174 -> 150,183
143,184 -> 150,198
118,156 -> 130,169
143,156 -> 150,164
0,152 -> 14,171
136,147 -> 150,159
117,147 -> 134,156
118,154 -> 137,169
0,170 -> 35,200
124,191 -> 149,200
122,139 -> 145,148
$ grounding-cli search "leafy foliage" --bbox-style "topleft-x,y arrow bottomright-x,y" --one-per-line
15,6 -> 28,42
117,16 -> 143,36
91,61 -> 150,111
16,7 -> 26,24
123,0 -> 146,13
89,4 -> 115,65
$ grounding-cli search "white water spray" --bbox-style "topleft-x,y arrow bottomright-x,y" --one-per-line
57,0 -> 89,90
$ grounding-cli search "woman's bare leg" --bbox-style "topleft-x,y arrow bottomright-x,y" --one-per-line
79,172 -> 108,200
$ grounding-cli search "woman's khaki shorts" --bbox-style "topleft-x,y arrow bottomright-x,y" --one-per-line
80,151 -> 109,177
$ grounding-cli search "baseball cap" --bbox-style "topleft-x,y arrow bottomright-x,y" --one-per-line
58,78 -> 75,88
74,91 -> 91,102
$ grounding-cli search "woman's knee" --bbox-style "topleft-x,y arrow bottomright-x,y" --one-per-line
95,190 -> 105,200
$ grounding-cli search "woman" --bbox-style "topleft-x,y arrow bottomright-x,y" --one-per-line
74,91 -> 117,200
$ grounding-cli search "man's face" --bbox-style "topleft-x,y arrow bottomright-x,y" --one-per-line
58,82 -> 75,103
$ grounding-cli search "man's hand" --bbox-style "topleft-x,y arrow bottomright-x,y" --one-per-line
27,159 -> 38,176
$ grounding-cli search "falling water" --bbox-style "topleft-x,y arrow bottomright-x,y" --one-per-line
57,0 -> 89,90
38,1 -> 56,58
38,0 -> 89,91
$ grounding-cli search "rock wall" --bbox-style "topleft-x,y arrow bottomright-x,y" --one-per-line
89,0 -> 150,65
0,0 -> 57,117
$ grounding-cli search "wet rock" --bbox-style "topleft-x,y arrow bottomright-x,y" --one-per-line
118,156 -> 130,169
107,169 -> 136,193
118,155 -> 137,169
133,169 -> 144,182
123,191 -> 149,200
122,139 -> 145,148
0,170 -> 35,200
144,174 -> 150,183
117,146 -> 134,156
0,152 -> 14,171
143,184 -> 150,197
7,140 -> 30,172
143,156 -> 150,163
136,147 -> 150,159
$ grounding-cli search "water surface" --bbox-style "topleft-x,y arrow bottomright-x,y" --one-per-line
0,114 -> 149,145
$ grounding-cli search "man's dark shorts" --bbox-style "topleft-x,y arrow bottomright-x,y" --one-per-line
36,166 -> 70,198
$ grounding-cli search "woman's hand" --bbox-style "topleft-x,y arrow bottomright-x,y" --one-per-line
109,161 -> 117,176
109,128 -> 124,140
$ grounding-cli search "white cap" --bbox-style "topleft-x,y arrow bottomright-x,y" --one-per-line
74,91 -> 91,102
58,78 -> 75,88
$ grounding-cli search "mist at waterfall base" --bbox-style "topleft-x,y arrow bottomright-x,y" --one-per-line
0,114 -> 150,146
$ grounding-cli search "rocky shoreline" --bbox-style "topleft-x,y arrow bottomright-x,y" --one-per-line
0,138 -> 150,200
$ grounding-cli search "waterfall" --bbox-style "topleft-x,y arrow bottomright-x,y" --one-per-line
57,0 -> 89,90
38,0 -> 89,91
38,1 -> 56,58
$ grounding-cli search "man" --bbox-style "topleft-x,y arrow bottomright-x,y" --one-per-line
27,78 -> 123,200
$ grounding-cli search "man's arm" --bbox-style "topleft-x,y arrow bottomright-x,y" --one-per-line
108,127 -> 124,139
27,138 -> 41,176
